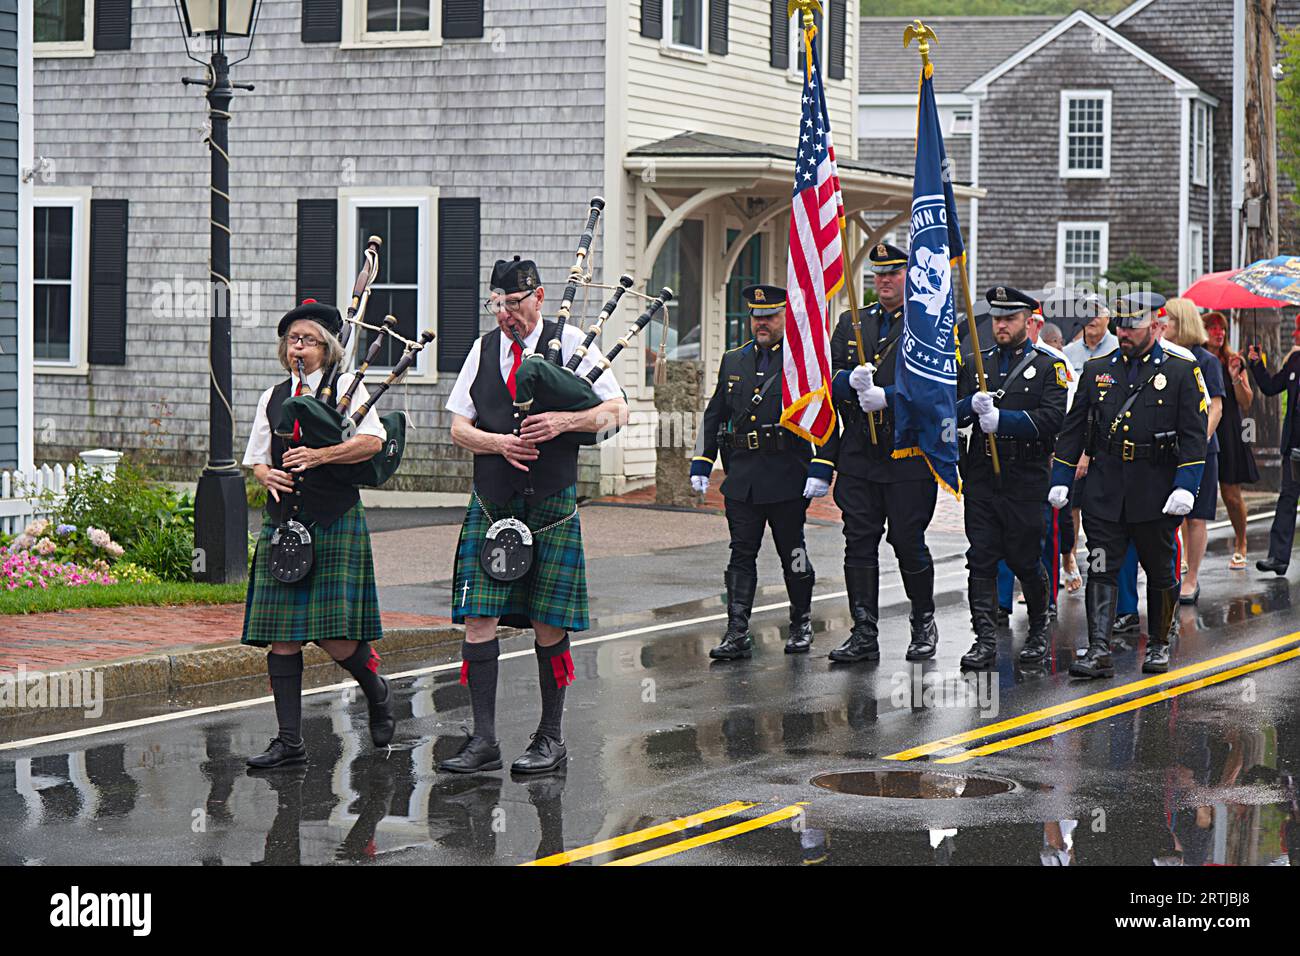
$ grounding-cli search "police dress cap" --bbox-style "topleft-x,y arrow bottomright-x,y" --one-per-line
741,283 -> 787,316
869,241 -> 908,274
984,285 -> 1040,316
490,255 -> 541,295
1113,291 -> 1166,328
278,298 -> 343,338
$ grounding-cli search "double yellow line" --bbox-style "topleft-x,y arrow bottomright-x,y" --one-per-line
522,801 -> 805,866
886,631 -> 1300,764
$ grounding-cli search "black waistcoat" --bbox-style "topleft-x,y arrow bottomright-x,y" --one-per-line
266,379 -> 360,529
468,323 -> 581,505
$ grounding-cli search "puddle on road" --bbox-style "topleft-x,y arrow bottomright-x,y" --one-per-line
811,769 -> 1018,799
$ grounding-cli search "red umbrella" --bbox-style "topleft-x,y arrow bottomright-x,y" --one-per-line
1182,269 -> 1287,310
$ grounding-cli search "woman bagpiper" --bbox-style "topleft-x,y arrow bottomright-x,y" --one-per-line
240,299 -> 397,769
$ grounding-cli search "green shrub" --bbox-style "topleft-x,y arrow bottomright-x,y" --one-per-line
45,459 -> 176,550
109,561 -> 162,585
124,522 -> 195,583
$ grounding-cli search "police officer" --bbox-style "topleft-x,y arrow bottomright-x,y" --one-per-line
956,286 -> 1069,669
692,283 -> 835,660
1247,335 -> 1300,575
1049,293 -> 1208,678
827,242 -> 939,663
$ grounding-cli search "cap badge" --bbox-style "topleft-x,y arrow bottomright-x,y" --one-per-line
876,243 -> 886,257
754,288 -> 766,302
996,287 -> 1006,301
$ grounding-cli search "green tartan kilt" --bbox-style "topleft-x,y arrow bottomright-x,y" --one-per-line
451,485 -> 589,632
241,501 -> 383,646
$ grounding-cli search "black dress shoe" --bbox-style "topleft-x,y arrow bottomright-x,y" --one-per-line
828,631 -> 880,662
438,735 -> 502,774
247,737 -> 307,770
905,617 -> 939,661
784,621 -> 813,654
511,733 -> 567,775
1257,557 -> 1288,576
1142,640 -> 1172,673
709,631 -> 754,660
960,642 -> 997,670
368,676 -> 396,747
1113,612 -> 1141,634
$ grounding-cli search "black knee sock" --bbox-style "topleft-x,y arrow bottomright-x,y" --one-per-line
459,640 -> 499,742
535,634 -> 574,741
336,641 -> 386,703
267,652 -> 304,747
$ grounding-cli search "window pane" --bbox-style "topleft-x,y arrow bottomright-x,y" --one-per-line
725,229 -> 764,351
645,217 -> 703,386
1063,228 -> 1102,289
1067,98 -> 1105,171
366,0 -> 399,32
399,0 -> 430,31
673,0 -> 703,48
35,0 -> 84,43
34,284 -> 72,361
358,206 -> 419,285
35,206 -> 73,281
362,287 -> 419,368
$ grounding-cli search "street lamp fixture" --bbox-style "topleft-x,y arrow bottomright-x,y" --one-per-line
173,0 -> 262,583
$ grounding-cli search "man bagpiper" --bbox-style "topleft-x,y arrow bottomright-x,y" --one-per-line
443,256 -> 628,774
241,299 -> 397,768
690,283 -> 835,660
827,241 -> 940,663
1049,292 -> 1208,678
956,286 -> 1069,669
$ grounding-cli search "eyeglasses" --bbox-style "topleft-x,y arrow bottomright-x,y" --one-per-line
484,290 -> 536,316
286,334 -> 322,347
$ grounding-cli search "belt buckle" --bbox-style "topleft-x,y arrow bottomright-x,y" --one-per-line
1122,440 -> 1135,462
746,431 -> 760,451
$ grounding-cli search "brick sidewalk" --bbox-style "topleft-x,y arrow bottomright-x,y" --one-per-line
0,606 -> 449,673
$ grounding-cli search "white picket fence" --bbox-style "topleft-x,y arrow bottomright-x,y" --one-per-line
0,451 -> 122,538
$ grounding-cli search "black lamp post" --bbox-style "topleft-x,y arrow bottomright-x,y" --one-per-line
175,0 -> 261,583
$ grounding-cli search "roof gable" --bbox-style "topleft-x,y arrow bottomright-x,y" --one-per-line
963,9 -> 1216,104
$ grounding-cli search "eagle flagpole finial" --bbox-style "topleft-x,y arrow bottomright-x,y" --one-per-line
904,19 -> 939,70
788,0 -> 824,32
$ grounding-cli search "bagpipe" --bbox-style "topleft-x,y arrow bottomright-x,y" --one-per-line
275,236 -> 434,490
507,195 -> 675,493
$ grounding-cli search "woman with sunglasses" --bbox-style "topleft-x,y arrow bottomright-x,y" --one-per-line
240,299 -> 397,769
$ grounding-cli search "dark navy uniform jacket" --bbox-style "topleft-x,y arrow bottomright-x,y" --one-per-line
828,302 -> 931,483
955,338 -> 1069,501
692,339 -> 835,504
1051,341 -> 1208,523
1248,349 -> 1300,454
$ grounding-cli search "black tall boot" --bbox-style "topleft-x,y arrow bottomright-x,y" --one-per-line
1143,583 -> 1180,673
1018,568 -> 1052,663
784,570 -> 815,654
960,575 -> 999,670
710,568 -> 757,660
1070,580 -> 1117,679
829,564 -> 880,662
903,564 -> 939,661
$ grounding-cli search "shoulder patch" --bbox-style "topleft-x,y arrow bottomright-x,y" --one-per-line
1054,362 -> 1069,388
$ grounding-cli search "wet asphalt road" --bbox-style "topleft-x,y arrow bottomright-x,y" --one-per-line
3,513 -> 1300,867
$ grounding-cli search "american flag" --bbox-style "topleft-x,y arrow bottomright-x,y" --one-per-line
780,28 -> 842,446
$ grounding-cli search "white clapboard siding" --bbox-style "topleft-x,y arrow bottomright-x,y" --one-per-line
0,464 -> 77,537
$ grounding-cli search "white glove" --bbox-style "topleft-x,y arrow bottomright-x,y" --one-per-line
802,477 -> 830,499
849,363 -> 876,393
691,475 -> 709,495
859,385 -> 887,413
1048,485 -> 1070,510
971,391 -> 995,415
1162,488 -> 1195,517
978,408 -> 1000,434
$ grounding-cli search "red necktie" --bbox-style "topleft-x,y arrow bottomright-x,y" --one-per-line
292,376 -> 305,441
506,340 -> 523,399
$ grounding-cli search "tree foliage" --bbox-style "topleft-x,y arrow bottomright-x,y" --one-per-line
1278,27 -> 1300,211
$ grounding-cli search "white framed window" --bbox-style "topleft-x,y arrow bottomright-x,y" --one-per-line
32,187 -> 91,373
1056,221 -> 1109,291
949,108 -> 973,136
342,0 -> 441,49
1188,224 -> 1205,283
34,0 -> 95,58
664,0 -> 705,52
1192,101 -> 1210,187
789,8 -> 829,82
1059,90 -> 1111,178
338,188 -> 438,381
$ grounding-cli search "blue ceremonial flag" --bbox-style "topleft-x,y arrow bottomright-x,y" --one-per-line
891,58 -> 966,499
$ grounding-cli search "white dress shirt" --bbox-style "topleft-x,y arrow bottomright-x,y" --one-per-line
445,320 -> 624,420
243,366 -> 387,468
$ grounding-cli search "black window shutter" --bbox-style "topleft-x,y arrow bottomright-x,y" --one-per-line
438,198 -> 481,374
641,0 -> 663,40
296,200 -> 338,306
828,0 -> 846,80
302,0 -> 342,44
443,0 -> 485,39
770,0 -> 788,70
88,200 -> 128,366
93,0 -> 131,51
709,0 -> 729,56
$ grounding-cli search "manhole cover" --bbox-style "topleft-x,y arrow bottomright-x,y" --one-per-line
811,769 -> 1017,799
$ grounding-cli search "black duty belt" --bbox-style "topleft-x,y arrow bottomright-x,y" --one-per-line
720,423 -> 792,454
1099,436 -> 1171,462
973,435 -> 1049,461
